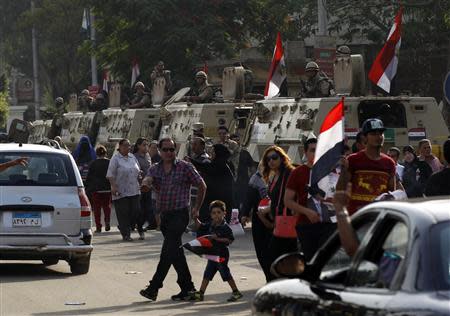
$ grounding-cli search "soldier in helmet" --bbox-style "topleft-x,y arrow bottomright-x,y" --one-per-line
129,81 -> 151,108
48,97 -> 68,139
184,71 -> 214,103
150,61 -> 172,93
93,93 -> 108,111
78,89 -> 94,112
298,61 -> 335,98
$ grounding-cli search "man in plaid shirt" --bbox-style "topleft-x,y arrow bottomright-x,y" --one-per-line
140,138 -> 207,301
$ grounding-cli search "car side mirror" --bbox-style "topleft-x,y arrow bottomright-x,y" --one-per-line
270,252 -> 306,278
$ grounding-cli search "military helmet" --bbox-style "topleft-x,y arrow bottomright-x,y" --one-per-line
336,45 -> 351,55
305,61 -> 319,72
195,71 -> 207,79
135,81 -> 145,89
81,89 -> 90,95
55,97 -> 64,105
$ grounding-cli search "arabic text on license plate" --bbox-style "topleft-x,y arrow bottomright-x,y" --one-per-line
12,212 -> 41,227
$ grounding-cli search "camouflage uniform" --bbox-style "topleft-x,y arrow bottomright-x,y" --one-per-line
78,93 -> 94,112
129,91 -> 151,108
197,82 -> 214,103
299,72 -> 334,98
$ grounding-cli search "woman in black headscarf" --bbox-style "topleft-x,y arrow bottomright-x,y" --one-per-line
402,145 -> 432,197
190,143 -> 234,222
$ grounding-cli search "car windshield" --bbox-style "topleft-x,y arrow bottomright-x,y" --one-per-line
0,151 -> 76,186
431,221 -> 450,291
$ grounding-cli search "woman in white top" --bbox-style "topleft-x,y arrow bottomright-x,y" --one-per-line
106,139 -> 142,241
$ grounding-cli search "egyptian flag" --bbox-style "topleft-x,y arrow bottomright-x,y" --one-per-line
131,58 -> 140,86
182,235 -> 225,263
102,69 -> 109,94
311,98 -> 345,185
264,32 -> 286,98
368,8 -> 403,93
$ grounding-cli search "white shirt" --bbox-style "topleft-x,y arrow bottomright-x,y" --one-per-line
106,152 -> 141,200
396,164 -> 405,181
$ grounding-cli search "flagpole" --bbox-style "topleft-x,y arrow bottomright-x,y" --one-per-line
90,9 -> 98,87
31,0 -> 40,120
341,96 -> 345,155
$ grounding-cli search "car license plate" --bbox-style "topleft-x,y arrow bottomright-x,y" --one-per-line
12,212 -> 42,227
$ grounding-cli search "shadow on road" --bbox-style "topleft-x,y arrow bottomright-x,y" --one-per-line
0,262 -> 71,282
31,289 -> 256,316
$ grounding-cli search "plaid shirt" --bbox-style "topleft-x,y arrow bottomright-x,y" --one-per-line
148,159 -> 203,212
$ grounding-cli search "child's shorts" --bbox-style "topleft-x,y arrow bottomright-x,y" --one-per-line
203,258 -> 232,281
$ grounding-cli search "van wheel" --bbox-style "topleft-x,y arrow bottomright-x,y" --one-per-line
42,259 -> 59,266
69,254 -> 91,275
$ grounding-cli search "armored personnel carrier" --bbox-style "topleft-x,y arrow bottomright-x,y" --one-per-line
244,51 -> 449,164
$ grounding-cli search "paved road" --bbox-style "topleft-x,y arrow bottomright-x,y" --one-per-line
0,223 -> 265,316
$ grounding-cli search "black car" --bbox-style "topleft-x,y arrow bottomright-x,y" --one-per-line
252,199 -> 450,315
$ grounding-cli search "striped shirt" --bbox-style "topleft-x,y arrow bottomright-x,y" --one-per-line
148,159 -> 203,212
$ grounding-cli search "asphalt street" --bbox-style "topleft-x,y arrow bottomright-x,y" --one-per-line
0,219 -> 265,316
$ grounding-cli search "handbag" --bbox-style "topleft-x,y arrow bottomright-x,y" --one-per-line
273,173 -> 298,238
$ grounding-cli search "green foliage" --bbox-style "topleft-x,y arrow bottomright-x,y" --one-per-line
0,91 -> 9,128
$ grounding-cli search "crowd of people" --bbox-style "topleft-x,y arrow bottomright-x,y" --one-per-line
62,115 -> 450,302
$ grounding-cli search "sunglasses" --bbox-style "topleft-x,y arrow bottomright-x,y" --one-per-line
161,147 -> 175,152
266,153 -> 280,162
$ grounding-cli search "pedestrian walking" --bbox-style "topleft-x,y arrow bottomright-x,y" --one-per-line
191,200 -> 243,302
402,145 -> 432,197
259,145 -> 297,281
106,139 -> 142,241
425,139 -> 450,196
133,138 -> 156,232
190,143 -> 234,222
72,135 -> 96,183
418,139 -> 444,173
139,138 -> 206,301
284,138 -> 336,261
85,145 -> 111,233
336,119 -> 396,214
148,140 -> 161,230
240,168 -> 272,282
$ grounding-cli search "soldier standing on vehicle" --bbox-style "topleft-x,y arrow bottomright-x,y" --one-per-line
78,89 -> 94,112
150,61 -> 172,93
336,118 -> 396,214
128,81 -> 151,108
48,97 -> 67,139
184,71 -> 214,103
93,93 -> 108,111
298,62 -> 334,98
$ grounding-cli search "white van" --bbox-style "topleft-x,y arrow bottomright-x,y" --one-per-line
0,143 -> 93,274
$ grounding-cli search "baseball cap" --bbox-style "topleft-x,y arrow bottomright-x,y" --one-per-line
361,118 -> 386,135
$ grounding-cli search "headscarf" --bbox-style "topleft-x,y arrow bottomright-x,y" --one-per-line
72,136 -> 96,164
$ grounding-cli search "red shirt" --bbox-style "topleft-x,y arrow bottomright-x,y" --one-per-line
286,165 -> 311,225
347,151 -> 396,214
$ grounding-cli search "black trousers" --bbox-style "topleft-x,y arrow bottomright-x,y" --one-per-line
297,223 -> 337,262
265,235 -> 298,282
251,214 -> 273,282
148,208 -> 194,292
113,195 -> 140,238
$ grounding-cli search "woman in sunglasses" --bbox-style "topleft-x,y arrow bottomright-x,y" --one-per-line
259,146 -> 296,281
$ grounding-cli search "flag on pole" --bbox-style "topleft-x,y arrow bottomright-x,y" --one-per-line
81,8 -> 90,33
368,8 -> 403,93
264,32 -> 286,98
311,98 -> 345,186
102,69 -> 109,94
131,58 -> 140,86
182,235 -> 226,263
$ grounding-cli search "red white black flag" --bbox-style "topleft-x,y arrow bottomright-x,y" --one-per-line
182,236 -> 225,263
264,32 -> 286,98
368,8 -> 403,93
311,98 -> 345,185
